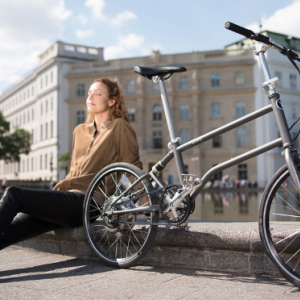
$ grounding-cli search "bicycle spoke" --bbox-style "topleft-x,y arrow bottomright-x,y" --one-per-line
83,164 -> 158,267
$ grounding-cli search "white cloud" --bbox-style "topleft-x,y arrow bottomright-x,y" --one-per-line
77,14 -> 89,25
76,29 -> 94,39
84,0 -> 136,27
247,0 -> 300,37
0,0 -> 72,93
104,33 -> 161,60
110,11 -> 137,28
85,0 -> 107,21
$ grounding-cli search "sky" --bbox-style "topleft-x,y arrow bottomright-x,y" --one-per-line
1,0 -> 300,94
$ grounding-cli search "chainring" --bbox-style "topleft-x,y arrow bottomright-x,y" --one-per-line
160,184 -> 191,225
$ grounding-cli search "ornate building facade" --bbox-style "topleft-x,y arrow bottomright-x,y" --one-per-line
0,31 -> 299,187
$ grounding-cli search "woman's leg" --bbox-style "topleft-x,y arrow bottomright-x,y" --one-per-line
0,186 -> 85,234
0,186 -> 86,249
0,213 -> 62,250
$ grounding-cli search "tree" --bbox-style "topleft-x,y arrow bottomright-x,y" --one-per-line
58,153 -> 71,175
0,111 -> 31,162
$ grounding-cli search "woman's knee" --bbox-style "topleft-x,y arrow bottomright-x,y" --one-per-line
1,186 -> 22,206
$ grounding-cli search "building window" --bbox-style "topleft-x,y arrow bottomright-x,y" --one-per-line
153,130 -> 163,149
290,74 -> 297,89
184,165 -> 189,174
46,100 -> 48,113
236,126 -> 247,147
45,154 -> 48,170
50,71 -> 53,83
31,157 -> 34,171
32,108 -> 34,120
76,84 -> 85,96
77,110 -> 85,125
180,105 -> 190,120
235,72 -> 245,86
236,102 -> 246,117
45,75 -> 48,86
40,78 -> 43,89
128,108 -> 135,122
40,155 -> 43,170
180,76 -> 188,90
32,86 -> 34,96
238,164 -> 248,180
275,71 -> 282,86
211,74 -> 220,87
211,103 -> 221,118
41,102 -> 43,115
153,105 -> 162,121
180,129 -> 190,144
50,121 -> 54,138
292,104 -> 297,120
126,80 -> 135,94
212,128 -> 222,148
45,123 -> 48,139
40,124 -> 43,141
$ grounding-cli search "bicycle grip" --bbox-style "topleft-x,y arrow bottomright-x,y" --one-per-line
225,21 -> 255,39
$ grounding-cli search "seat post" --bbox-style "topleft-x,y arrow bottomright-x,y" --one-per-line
158,78 -> 185,184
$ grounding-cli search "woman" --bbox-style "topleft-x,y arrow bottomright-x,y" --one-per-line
0,78 -> 142,250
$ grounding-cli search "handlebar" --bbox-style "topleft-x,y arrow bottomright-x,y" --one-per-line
225,21 -> 300,72
225,21 -> 284,50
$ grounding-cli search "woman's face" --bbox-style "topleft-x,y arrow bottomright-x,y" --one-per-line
86,82 -> 115,115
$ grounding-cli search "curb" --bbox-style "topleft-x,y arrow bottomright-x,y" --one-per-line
15,221 -> 279,275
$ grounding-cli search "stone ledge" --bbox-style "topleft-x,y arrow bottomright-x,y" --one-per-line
15,221 -> 279,276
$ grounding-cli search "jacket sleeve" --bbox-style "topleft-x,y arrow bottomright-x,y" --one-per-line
117,120 -> 143,169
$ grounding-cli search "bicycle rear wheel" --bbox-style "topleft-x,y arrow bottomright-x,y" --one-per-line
82,163 -> 159,268
259,162 -> 300,287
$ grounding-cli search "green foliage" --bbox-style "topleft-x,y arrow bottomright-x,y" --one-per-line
58,152 -> 71,174
0,111 -> 31,162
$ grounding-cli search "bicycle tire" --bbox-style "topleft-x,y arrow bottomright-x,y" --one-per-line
259,161 -> 300,287
82,162 -> 159,268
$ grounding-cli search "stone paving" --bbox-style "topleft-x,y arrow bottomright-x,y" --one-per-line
1,247 -> 300,300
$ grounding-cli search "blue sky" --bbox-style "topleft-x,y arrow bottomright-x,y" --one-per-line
0,0 -> 299,94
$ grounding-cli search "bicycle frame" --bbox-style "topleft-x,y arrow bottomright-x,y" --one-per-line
149,42 -> 300,199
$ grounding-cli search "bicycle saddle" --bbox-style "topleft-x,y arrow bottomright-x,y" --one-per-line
134,66 -> 187,79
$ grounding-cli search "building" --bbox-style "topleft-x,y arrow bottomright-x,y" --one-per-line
0,31 -> 299,187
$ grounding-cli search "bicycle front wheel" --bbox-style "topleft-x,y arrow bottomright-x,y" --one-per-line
259,162 -> 300,287
82,163 -> 159,268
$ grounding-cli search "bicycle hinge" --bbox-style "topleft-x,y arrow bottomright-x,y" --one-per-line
262,77 -> 278,96
168,137 -> 182,149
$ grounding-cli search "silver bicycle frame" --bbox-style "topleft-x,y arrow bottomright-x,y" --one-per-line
150,42 -> 300,198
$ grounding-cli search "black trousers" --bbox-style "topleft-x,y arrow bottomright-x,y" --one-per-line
0,186 -> 86,250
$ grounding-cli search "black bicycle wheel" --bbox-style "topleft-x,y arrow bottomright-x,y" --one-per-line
259,162 -> 300,287
82,162 -> 159,268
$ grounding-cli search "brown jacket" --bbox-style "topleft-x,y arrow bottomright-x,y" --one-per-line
54,118 -> 142,192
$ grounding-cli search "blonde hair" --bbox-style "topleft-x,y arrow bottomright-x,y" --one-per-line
86,78 -> 129,123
